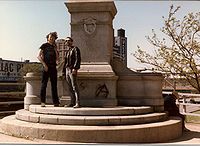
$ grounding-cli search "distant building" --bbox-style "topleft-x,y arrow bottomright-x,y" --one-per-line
56,39 -> 68,61
0,58 -> 33,82
113,28 -> 127,66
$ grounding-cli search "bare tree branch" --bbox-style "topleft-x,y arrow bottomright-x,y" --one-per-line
133,5 -> 200,93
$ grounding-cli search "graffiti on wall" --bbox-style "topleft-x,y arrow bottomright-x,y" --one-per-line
95,83 -> 109,98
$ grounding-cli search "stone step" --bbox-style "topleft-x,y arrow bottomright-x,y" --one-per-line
0,115 -> 182,143
15,109 -> 168,126
29,105 -> 154,116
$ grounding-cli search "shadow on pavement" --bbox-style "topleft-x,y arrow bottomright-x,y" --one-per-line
168,128 -> 200,143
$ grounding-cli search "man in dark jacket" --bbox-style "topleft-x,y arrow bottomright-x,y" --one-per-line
63,37 -> 81,108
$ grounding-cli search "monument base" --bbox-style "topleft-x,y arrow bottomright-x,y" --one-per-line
77,62 -> 118,107
0,106 -> 182,143
112,58 -> 164,112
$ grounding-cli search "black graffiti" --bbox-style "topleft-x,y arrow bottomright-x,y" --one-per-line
95,83 -> 109,98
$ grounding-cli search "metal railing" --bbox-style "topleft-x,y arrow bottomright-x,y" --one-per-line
163,76 -> 200,116
177,93 -> 200,116
163,91 -> 200,116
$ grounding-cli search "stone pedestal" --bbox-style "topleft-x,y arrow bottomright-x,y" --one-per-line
112,58 -> 164,112
78,63 -> 118,107
66,0 -> 117,63
23,72 -> 70,110
65,0 -> 118,107
23,73 -> 41,110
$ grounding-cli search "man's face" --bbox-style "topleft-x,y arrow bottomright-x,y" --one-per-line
65,39 -> 73,47
48,34 -> 56,44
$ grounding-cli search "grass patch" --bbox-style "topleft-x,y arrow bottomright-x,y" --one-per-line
185,110 -> 200,123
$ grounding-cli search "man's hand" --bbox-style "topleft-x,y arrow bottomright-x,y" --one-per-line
38,49 -> 48,72
43,64 -> 48,72
72,69 -> 77,75
59,75 -> 66,80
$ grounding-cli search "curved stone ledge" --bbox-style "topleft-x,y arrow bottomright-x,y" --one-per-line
29,105 -> 153,116
15,109 -> 168,126
23,72 -> 41,81
0,115 -> 182,143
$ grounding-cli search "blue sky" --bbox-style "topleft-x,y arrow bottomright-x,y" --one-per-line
0,1 -> 200,69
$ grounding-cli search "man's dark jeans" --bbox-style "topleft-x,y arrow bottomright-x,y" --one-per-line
40,66 -> 59,105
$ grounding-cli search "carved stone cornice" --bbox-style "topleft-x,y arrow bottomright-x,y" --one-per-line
65,1 -> 117,18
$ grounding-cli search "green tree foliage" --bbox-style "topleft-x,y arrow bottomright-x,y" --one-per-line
133,5 -> 200,92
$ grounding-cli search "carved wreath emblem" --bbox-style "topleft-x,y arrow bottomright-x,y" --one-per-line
83,17 -> 96,35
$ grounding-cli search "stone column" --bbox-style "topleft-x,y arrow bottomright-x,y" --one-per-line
66,0 -> 117,63
65,0 -> 118,107
23,73 -> 41,110
23,72 -> 69,110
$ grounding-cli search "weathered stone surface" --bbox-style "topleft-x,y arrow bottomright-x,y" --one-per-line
15,107 -> 167,126
112,58 -> 164,112
0,115 -> 182,143
66,0 -> 116,63
29,105 -> 152,116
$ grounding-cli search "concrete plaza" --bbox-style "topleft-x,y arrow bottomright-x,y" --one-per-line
0,120 -> 199,144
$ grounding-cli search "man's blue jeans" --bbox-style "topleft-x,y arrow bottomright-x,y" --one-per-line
65,68 -> 80,105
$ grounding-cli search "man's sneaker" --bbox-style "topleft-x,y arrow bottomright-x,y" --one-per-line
41,103 -> 45,107
73,104 -> 80,108
64,104 -> 74,107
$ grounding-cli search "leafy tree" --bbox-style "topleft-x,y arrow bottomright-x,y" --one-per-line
133,5 -> 200,92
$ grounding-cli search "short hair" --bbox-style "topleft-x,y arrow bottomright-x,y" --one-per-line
65,37 -> 73,42
46,32 -> 58,40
